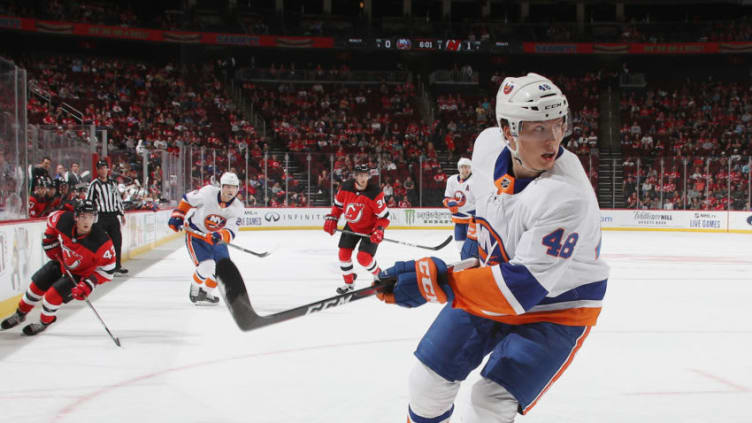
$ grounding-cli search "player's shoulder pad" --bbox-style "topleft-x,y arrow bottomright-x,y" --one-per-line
52,210 -> 75,232
362,180 -> 383,200
341,179 -> 356,193
83,225 -> 113,252
200,184 -> 220,195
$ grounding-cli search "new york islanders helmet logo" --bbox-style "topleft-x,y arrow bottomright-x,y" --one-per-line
452,191 -> 467,207
204,214 -> 227,231
344,203 -> 365,223
503,83 -> 514,95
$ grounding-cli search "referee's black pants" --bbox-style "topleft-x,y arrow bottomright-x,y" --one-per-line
97,213 -> 123,269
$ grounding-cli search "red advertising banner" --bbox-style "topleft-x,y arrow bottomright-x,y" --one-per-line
0,15 -> 334,49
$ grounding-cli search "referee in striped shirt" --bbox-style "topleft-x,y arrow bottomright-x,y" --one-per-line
88,159 -> 128,275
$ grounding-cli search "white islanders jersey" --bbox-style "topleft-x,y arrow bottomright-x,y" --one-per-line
449,127 -> 609,327
184,185 -> 243,238
444,174 -> 475,223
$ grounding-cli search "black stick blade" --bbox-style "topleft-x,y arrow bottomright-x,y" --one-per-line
432,235 -> 453,251
216,258 -> 260,330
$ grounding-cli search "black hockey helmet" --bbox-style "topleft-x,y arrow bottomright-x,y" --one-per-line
353,163 -> 370,174
54,178 -> 69,191
75,199 -> 98,216
40,176 -> 54,188
96,159 -> 109,168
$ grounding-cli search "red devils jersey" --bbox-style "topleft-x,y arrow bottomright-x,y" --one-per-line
331,179 -> 390,233
29,195 -> 49,218
43,211 -> 117,284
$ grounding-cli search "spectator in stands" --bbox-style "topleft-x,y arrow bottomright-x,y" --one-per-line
30,157 -> 52,192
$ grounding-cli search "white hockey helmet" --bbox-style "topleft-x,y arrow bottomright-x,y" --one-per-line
220,172 -> 240,187
495,73 -> 569,138
457,157 -> 472,170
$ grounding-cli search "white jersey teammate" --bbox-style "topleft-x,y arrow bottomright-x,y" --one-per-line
375,73 -> 609,422
442,157 -> 476,254
168,172 -> 244,304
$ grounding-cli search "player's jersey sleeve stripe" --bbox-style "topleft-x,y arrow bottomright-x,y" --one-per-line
448,266 -> 518,316
377,208 -> 389,219
498,263 -> 549,311
537,279 -> 607,305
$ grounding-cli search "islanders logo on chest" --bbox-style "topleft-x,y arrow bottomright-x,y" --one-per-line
451,190 -> 467,207
204,214 -> 228,231
344,202 -> 366,223
475,217 -> 510,266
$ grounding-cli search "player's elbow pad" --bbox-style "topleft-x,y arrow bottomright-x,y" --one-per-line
219,229 -> 233,243
329,206 -> 343,218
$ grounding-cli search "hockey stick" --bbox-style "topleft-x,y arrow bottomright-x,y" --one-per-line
183,227 -> 271,258
335,229 -> 453,251
215,257 -> 479,332
61,267 -> 122,347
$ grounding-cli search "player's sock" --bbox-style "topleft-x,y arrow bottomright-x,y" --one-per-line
18,282 -> 45,314
0,310 -> 26,330
336,273 -> 357,294
203,278 -> 220,304
190,271 -> 206,304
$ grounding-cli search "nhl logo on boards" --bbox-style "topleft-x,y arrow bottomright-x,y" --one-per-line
204,214 -> 227,231
503,83 -> 513,94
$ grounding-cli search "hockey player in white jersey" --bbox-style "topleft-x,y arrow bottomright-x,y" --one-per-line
376,73 -> 609,422
168,172 -> 244,304
442,157 -> 476,255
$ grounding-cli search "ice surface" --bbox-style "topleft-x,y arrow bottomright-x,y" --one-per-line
1,230 -> 751,423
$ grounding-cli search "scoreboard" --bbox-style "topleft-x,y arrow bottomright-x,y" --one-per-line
373,38 -> 482,52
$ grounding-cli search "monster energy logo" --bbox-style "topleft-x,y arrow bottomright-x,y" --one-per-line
405,209 -> 416,225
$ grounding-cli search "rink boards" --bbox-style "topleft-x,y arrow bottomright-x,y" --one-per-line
1,207 -> 751,314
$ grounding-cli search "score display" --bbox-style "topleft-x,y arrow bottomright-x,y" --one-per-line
374,38 -> 481,52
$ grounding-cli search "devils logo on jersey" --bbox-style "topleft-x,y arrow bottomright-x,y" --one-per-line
204,214 -> 227,231
344,203 -> 365,223
452,191 -> 467,207
61,245 -> 84,269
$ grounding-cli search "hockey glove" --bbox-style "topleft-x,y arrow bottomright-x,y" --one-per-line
376,257 -> 453,308
71,276 -> 96,301
370,226 -> 385,244
323,215 -> 338,235
443,198 -> 459,214
206,230 -> 231,245
168,210 -> 185,232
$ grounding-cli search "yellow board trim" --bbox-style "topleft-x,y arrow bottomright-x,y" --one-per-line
0,294 -> 22,319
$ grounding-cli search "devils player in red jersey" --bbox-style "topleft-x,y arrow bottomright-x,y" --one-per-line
323,164 -> 390,294
0,200 -> 117,336
28,176 -> 53,218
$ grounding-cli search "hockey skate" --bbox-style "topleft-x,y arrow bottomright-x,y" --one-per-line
190,285 -> 219,305
21,317 -> 55,336
336,273 -> 358,294
0,310 -> 26,330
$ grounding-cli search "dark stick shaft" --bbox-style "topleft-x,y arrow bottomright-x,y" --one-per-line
62,267 -> 121,347
183,227 -> 270,257
335,228 -> 452,251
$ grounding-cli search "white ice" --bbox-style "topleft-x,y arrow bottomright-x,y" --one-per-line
1,230 -> 751,423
